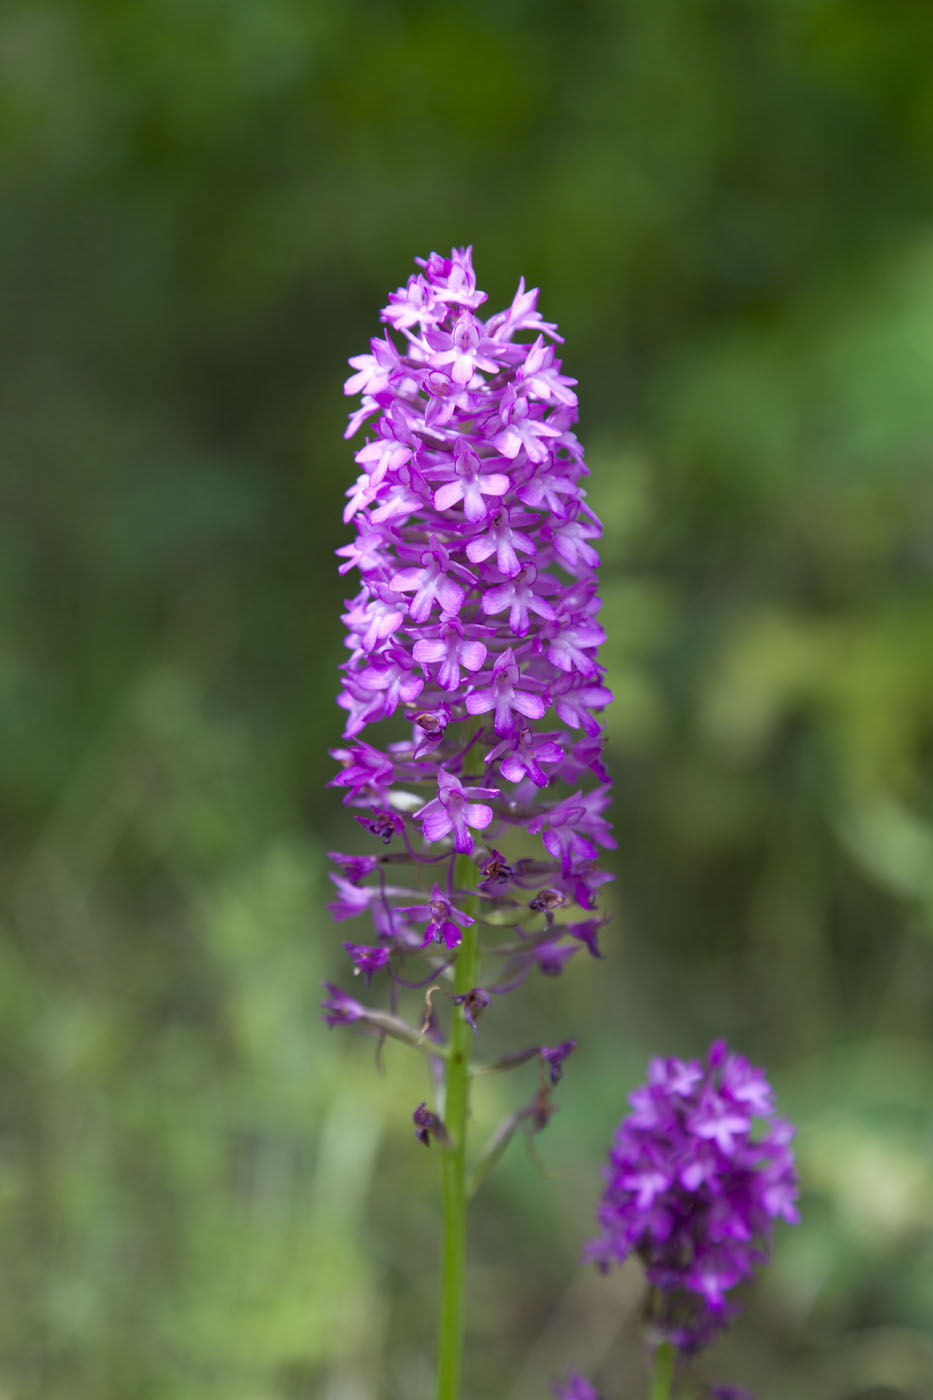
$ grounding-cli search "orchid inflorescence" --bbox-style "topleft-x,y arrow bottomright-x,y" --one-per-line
590,1040 -> 799,1349
555,1041 -> 798,1397
324,245 -> 614,1098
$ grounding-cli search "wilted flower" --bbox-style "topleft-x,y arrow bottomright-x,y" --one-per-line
412,1101 -> 450,1148
541,1039 -> 577,1085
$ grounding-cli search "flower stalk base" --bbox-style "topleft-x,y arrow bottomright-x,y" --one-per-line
436,851 -> 480,1400
650,1343 -> 675,1400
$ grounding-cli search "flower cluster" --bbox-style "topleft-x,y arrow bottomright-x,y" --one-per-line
587,1041 -> 799,1352
325,247 -> 613,1011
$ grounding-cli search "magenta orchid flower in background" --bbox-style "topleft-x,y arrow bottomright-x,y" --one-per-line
588,1039 -> 799,1350
556,1042 -> 797,1400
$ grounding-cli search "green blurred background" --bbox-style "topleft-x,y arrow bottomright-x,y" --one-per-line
2,2 -> 933,1397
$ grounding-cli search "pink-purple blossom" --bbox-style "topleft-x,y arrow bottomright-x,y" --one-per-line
587,1040 -> 799,1353
324,245 -> 613,1035
321,983 -> 367,1026
341,942 -> 390,984
397,882 -> 476,950
414,769 -> 499,854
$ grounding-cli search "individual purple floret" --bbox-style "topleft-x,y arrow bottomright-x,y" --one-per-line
397,882 -> 476,949
552,1373 -> 601,1400
325,246 -> 614,1023
321,982 -> 367,1026
587,1040 -> 799,1353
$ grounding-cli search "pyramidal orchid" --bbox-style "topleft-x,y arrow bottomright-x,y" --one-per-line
558,1041 -> 798,1400
323,247 -> 613,1400
589,1040 -> 799,1353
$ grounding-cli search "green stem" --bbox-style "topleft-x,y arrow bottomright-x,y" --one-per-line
435,850 -> 480,1400
650,1342 -> 676,1400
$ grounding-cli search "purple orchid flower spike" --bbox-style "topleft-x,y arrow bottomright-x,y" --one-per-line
327,248 -> 612,992
587,1041 -> 799,1355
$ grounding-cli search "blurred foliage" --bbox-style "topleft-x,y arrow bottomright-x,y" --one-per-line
1,1 -> 932,1397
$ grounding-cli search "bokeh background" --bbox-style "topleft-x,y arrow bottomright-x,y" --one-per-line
2,2 -> 933,1398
